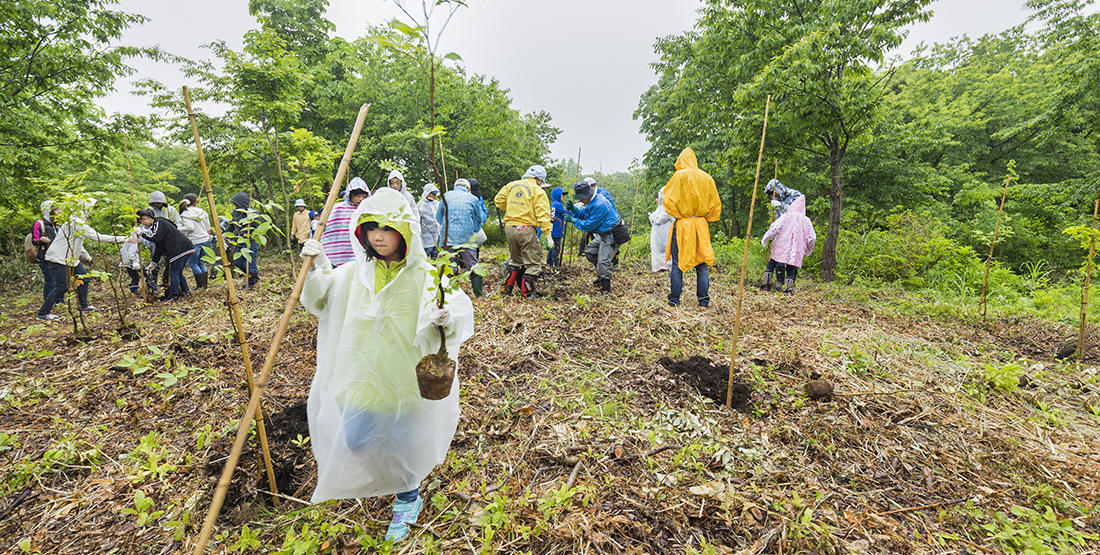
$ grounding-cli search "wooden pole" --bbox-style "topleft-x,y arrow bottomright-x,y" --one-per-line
979,173 -> 1013,319
183,87 -> 280,506
568,147 -> 582,266
1078,199 -> 1099,361
190,102 -> 371,555
727,95 -> 771,409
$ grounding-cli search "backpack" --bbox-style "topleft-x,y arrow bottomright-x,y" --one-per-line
24,233 -> 36,264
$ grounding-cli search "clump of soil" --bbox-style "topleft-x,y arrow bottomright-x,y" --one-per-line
659,356 -> 753,411
206,401 -> 316,515
805,379 -> 834,400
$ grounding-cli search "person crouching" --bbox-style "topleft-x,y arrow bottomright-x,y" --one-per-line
130,209 -> 195,302
568,181 -> 621,294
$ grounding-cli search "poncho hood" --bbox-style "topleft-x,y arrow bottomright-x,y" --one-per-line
350,188 -> 425,264
789,194 -> 806,214
674,148 -> 699,171
345,176 -> 370,198
421,183 -> 440,201
41,200 -> 54,221
230,192 -> 250,209
387,169 -> 407,192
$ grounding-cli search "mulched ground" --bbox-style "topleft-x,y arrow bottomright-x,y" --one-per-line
0,250 -> 1098,554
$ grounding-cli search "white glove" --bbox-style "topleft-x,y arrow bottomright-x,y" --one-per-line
573,202 -> 585,211
770,199 -> 781,209
145,261 -> 158,272
132,262 -> 141,271
547,237 -> 555,250
429,305 -> 453,327
300,239 -> 331,271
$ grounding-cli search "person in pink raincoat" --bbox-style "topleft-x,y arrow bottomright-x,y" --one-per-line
760,195 -> 816,295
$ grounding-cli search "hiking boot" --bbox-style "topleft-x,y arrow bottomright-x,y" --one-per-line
36,314 -> 60,321
520,275 -> 537,300
247,273 -> 259,289
385,495 -> 423,543
599,278 -> 611,295
503,267 -> 522,295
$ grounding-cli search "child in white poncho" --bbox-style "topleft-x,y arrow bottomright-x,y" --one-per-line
299,188 -> 474,543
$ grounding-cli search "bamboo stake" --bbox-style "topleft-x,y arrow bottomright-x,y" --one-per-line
979,173 -> 1013,319
569,147 -> 582,266
1078,199 -> 1099,361
183,87 -> 280,507
727,95 -> 771,410
190,102 -> 370,555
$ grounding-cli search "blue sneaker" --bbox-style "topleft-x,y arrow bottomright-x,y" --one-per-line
385,495 -> 422,543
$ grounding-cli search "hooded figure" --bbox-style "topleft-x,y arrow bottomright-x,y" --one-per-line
649,188 -> 674,272
547,186 -> 567,266
418,183 -> 441,257
179,194 -> 213,288
760,195 -> 816,294
300,187 -> 474,540
148,191 -> 182,226
322,177 -> 371,267
229,192 -> 260,287
764,179 -> 803,217
386,169 -> 419,216
663,148 -> 721,307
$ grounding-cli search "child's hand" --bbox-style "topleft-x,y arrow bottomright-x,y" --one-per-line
429,306 -> 452,327
301,239 -> 331,271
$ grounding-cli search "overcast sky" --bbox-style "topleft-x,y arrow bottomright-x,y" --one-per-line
99,0 -> 1045,173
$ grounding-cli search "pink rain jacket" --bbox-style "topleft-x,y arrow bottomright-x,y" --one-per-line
761,195 -> 816,268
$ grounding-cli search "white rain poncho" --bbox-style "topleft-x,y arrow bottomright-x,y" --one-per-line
649,188 -> 674,272
301,188 -> 475,502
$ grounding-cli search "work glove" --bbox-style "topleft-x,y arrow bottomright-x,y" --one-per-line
546,237 -> 555,250
300,239 -> 331,271
770,199 -> 781,209
429,305 -> 453,327
145,261 -> 159,272
573,202 -> 585,211
565,214 -> 574,224
132,262 -> 141,271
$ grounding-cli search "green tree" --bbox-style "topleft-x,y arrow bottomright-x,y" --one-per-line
638,0 -> 933,281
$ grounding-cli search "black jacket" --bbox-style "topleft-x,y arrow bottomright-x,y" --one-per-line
138,217 -> 195,264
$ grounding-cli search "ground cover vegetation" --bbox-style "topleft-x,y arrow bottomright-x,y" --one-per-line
2,0 -> 1100,552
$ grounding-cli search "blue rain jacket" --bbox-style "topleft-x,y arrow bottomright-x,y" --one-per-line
435,186 -> 486,247
570,192 -> 620,234
550,187 -> 566,238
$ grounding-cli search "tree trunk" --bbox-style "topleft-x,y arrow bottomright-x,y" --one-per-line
821,143 -> 844,282
261,157 -> 286,251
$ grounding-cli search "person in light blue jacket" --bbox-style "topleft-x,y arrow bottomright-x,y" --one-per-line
568,181 -> 621,294
435,178 -> 486,274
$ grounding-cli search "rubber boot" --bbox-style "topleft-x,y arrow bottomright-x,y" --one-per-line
248,273 -> 259,289
520,275 -> 536,300
783,278 -> 795,296
760,271 -> 773,291
470,274 -> 484,297
599,278 -> 611,295
503,267 -> 523,295
195,272 -> 209,289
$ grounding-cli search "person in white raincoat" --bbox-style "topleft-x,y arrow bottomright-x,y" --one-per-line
649,188 -> 674,272
299,188 -> 474,543
386,169 -> 419,216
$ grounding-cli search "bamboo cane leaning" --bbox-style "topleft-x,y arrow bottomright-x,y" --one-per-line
190,102 -> 371,555
182,87 -> 280,507
727,95 -> 771,410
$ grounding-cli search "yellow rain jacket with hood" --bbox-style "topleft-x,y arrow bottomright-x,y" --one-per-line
663,148 -> 722,272
494,177 -> 552,236
301,188 -> 475,502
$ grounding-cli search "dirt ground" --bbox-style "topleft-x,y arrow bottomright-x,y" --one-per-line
0,250 -> 1098,554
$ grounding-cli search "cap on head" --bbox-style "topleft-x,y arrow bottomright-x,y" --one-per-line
573,181 -> 594,201
454,178 -> 470,189
523,165 -> 547,181
149,191 -> 167,205
294,198 -> 307,207
583,177 -> 596,186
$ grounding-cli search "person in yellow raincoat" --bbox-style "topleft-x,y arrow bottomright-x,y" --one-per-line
494,164 -> 553,299
663,147 -> 721,306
